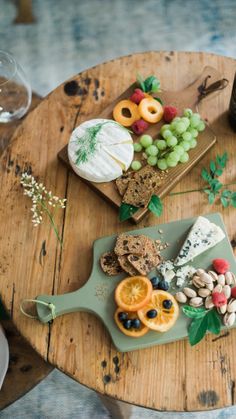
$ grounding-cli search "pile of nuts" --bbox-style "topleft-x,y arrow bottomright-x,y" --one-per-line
175,266 -> 236,327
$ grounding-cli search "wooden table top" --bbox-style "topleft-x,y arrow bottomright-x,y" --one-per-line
0,51 -> 236,412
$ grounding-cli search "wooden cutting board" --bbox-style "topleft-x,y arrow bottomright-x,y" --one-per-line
58,66 -> 223,223
35,213 -> 236,352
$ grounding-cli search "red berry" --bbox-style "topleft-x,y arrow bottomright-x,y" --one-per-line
212,292 -> 227,307
131,119 -> 149,135
231,287 -> 236,298
130,88 -> 146,105
163,106 -> 178,123
212,258 -> 230,274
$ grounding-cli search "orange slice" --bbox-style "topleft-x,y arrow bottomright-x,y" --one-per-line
138,97 -> 164,123
115,276 -> 152,312
114,307 -> 149,337
137,290 -> 179,332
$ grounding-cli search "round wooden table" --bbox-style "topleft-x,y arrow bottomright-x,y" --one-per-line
0,51 -> 236,413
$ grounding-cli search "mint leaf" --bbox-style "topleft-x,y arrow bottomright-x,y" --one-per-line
144,75 -> 161,93
216,152 -> 228,169
221,190 -> 232,198
201,168 -> 211,183
208,192 -> 215,204
119,203 -> 139,222
148,195 -> 163,217
210,160 -> 216,175
154,97 -> 163,105
231,193 -> 236,208
221,196 -> 229,208
136,73 -> 146,92
182,305 -> 207,319
215,169 -> 223,177
207,309 -> 221,335
188,315 -> 208,346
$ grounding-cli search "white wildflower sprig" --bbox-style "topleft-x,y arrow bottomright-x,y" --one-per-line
21,172 -> 66,246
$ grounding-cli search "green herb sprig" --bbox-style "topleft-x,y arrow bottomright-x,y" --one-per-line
182,305 -> 221,346
136,74 -> 161,94
201,152 -> 236,207
119,194 -> 163,222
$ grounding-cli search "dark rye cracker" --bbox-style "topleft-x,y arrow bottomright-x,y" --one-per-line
115,172 -> 134,196
114,233 -> 149,256
100,251 -> 122,276
122,166 -> 163,207
117,255 -> 138,276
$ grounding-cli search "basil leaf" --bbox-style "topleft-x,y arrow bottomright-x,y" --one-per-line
154,97 -> 163,105
188,315 -> 208,346
136,73 -> 146,92
148,195 -> 163,217
210,160 -> 216,175
182,305 -> 207,319
207,309 -> 221,335
119,203 -> 139,222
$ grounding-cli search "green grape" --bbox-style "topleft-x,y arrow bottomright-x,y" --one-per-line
160,124 -> 171,134
157,159 -> 168,170
196,120 -> 206,132
169,151 -> 180,162
131,160 -> 142,171
173,145 -> 185,156
146,145 -> 159,156
182,131 -> 192,142
180,141 -> 190,151
140,134 -> 153,148
183,108 -> 193,118
190,139 -> 197,149
162,129 -> 172,139
147,156 -> 158,166
166,156 -> 178,167
190,113 -> 200,128
166,136 -> 178,147
179,152 -> 189,163
176,122 -> 186,134
173,117 -> 181,122
133,143 -> 143,152
155,139 -> 167,150
170,120 -> 178,131
188,128 -> 198,138
181,117 -> 190,128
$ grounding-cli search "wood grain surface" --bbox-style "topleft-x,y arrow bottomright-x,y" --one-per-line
0,52 -> 236,412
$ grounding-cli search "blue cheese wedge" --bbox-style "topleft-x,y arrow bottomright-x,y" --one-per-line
68,119 -> 133,183
174,216 -> 225,266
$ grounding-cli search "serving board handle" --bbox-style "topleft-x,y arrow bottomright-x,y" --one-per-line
36,285 -> 93,323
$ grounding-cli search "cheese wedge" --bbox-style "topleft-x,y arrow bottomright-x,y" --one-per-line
174,216 -> 225,266
68,119 -> 133,183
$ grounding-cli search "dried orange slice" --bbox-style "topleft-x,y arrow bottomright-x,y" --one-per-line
137,290 -> 179,332
115,276 -> 152,312
113,99 -> 140,127
114,307 -> 149,337
138,97 -> 163,123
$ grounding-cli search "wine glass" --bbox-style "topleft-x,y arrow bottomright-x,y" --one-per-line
0,50 -> 31,123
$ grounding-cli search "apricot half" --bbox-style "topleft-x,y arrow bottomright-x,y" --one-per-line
138,97 -> 164,123
113,99 -> 140,127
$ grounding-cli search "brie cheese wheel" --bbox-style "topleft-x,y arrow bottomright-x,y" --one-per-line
174,216 -> 225,266
68,119 -> 133,183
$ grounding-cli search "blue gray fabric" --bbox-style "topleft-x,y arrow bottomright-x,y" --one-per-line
1,0 -> 236,417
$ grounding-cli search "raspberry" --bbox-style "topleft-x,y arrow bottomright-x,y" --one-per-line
131,119 -> 149,135
212,258 -> 230,274
212,291 -> 227,307
163,106 -> 178,123
130,89 -> 146,105
231,287 -> 236,299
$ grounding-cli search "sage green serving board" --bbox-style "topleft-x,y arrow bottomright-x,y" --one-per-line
36,213 -> 236,352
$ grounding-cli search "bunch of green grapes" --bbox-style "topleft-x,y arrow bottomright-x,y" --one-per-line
131,109 -> 206,171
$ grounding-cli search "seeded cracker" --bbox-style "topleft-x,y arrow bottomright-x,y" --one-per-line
116,172 -> 134,196
127,240 -> 160,275
122,166 -> 163,207
100,251 -> 122,276
117,255 -> 138,276
114,233 -> 149,256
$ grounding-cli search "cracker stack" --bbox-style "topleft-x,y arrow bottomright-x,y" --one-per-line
100,233 -> 160,276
